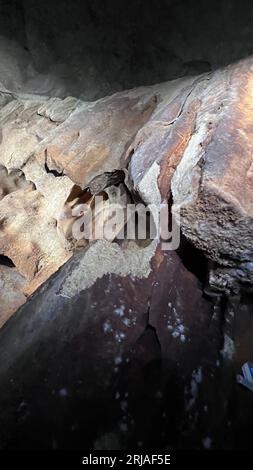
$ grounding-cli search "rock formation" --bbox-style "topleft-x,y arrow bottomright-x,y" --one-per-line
0,48 -> 253,449
1,56 -> 253,315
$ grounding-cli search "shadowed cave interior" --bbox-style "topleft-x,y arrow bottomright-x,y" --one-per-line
0,0 -> 253,452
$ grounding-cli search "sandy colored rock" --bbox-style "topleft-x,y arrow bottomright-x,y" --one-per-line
35,88 -> 158,186
0,166 -> 32,200
0,84 -> 160,319
0,185 -> 72,296
0,95 -> 77,300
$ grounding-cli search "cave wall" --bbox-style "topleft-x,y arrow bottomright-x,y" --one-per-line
1,0 -> 253,99
0,0 -> 253,451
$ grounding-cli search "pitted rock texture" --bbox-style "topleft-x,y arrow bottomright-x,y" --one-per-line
0,85 -> 161,303
0,72 -> 197,316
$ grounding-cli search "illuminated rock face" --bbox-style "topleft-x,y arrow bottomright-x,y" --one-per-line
0,71 -> 192,317
1,56 -> 253,321
0,86 -> 158,304
129,57 -> 253,292
171,58 -> 253,292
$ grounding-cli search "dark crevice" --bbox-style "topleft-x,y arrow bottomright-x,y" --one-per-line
176,232 -> 208,286
145,301 -> 161,351
145,324 -> 161,351
0,254 -> 15,268
86,169 -> 126,194
44,161 -> 63,177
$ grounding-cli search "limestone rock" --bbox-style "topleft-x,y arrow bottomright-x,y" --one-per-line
126,57 -> 253,292
171,58 -> 253,291
35,88 -> 158,186
0,166 -> 32,200
1,56 -> 253,318
0,84 -> 159,315
0,96 -> 74,297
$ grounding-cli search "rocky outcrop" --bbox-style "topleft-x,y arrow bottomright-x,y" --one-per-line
1,55 -> 253,449
1,56 -> 253,314
0,71 -> 198,312
0,85 -> 159,300
128,57 -> 253,292
0,243 -> 218,450
171,58 -> 253,292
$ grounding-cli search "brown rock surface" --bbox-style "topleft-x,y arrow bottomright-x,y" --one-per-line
35,89 -> 158,186
0,85 -> 161,309
0,73 -> 200,317
123,57 -> 253,292
171,58 -> 253,291
1,56 -> 253,318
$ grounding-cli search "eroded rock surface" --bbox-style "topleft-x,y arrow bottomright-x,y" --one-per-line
1,56 -> 253,317
127,57 -> 253,292
171,58 -> 253,292
0,56 -> 253,449
0,85 -> 161,302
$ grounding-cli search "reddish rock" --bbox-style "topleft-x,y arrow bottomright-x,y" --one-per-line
0,242 -> 220,450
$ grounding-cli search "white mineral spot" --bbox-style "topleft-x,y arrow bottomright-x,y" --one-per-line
115,305 -> 125,317
221,334 -> 235,360
172,330 -> 180,338
202,437 -> 212,449
123,318 -> 131,327
115,332 -> 125,343
103,321 -> 113,333
114,356 -> 123,365
185,367 -> 202,411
